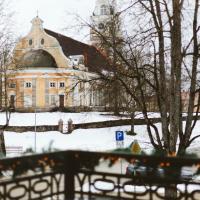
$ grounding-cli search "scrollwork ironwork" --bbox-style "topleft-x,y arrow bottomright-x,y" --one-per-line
0,150 -> 199,199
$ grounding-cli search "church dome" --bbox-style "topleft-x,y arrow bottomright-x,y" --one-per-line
21,49 -> 57,68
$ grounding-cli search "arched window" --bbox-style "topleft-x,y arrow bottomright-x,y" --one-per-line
41,38 -> 44,45
100,5 -> 107,15
98,23 -> 104,30
29,39 -> 33,46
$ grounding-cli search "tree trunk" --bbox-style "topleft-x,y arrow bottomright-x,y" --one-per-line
0,74 -> 2,109
131,111 -> 135,133
169,0 -> 182,153
180,0 -> 199,153
113,82 -> 120,115
0,130 -> 6,157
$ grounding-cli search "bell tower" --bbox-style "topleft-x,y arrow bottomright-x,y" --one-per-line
90,0 -> 119,54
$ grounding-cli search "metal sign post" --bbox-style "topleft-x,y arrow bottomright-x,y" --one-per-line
115,131 -> 124,148
115,131 -> 124,174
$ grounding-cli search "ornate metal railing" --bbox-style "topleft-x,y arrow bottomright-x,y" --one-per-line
0,150 -> 200,199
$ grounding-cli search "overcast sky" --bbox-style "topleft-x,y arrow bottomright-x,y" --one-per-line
11,0 -> 96,42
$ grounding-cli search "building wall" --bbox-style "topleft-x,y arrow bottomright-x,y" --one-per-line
6,16 -> 105,112
7,69 -> 105,111
14,17 -> 71,69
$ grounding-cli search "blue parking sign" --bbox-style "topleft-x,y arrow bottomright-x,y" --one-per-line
115,131 -> 124,141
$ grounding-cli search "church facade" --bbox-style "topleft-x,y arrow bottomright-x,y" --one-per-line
7,0 -> 115,112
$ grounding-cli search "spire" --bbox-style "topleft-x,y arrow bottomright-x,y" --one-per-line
31,15 -> 44,30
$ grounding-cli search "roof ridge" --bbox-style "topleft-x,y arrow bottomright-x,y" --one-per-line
44,28 -> 110,73
44,28 -> 92,48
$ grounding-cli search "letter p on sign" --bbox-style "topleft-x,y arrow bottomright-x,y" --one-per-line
115,131 -> 124,141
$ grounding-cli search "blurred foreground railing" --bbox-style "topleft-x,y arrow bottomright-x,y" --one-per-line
0,150 -> 200,199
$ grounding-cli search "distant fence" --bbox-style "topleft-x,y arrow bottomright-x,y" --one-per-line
6,146 -> 23,154
0,125 -> 58,133
73,117 -> 161,129
0,118 -> 159,133
1,116 -> 200,133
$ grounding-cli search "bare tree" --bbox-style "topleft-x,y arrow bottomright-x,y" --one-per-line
74,0 -> 200,156
0,0 -> 16,157
76,2 -> 200,197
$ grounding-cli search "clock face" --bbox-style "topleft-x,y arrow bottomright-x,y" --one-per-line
98,23 -> 105,30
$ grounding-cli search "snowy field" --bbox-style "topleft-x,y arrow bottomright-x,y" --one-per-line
1,112 -> 200,196
0,112 -> 149,156
0,111 -> 161,126
0,112 -> 127,126
0,112 -> 199,157
4,125 -> 151,154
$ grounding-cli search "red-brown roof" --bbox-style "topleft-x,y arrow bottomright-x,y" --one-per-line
44,29 -> 109,73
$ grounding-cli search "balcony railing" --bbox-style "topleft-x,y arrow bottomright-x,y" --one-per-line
0,150 -> 200,199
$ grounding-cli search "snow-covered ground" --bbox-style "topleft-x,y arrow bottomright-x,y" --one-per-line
0,112 -> 127,126
0,111 -> 161,126
4,125 -> 152,154
0,112 -> 199,157
1,112 -> 200,195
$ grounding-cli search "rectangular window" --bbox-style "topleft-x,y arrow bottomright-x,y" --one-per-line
80,82 -> 84,89
80,95 -> 82,106
9,83 -> 16,88
25,82 -> 32,88
49,82 -> 56,88
79,82 -> 84,92
10,95 -> 15,108
24,95 -> 32,107
59,82 -> 65,88
50,95 -> 56,105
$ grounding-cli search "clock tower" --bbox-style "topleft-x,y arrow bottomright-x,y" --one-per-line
90,0 -> 120,55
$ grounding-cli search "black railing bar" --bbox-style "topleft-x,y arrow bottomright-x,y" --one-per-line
0,150 -> 72,162
0,186 -> 65,200
0,150 -> 200,167
0,171 -> 64,184
75,191 -> 133,200
77,169 -> 199,185
73,150 -> 200,165
0,149 -> 196,163
22,191 -> 65,200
